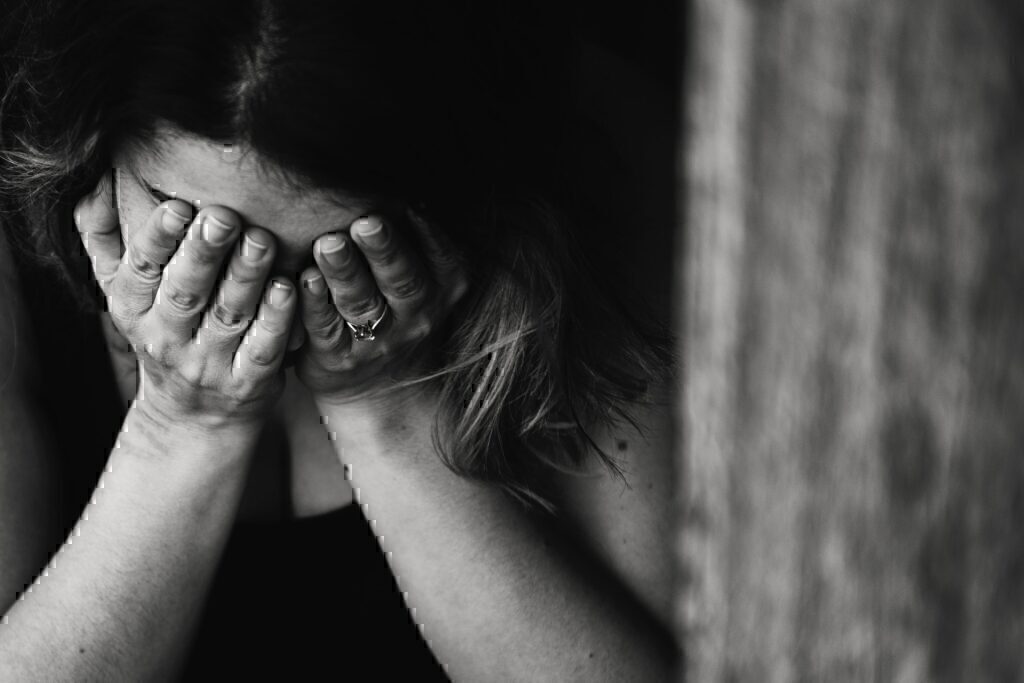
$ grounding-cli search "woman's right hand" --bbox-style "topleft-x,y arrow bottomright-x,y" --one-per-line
74,174 -> 296,432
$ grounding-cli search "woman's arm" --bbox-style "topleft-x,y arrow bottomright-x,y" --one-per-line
318,393 -> 676,682
0,408 -> 259,682
0,175 -> 298,679
0,227 -> 256,681
288,205 -> 676,680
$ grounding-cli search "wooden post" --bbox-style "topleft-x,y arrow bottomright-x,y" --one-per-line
677,0 -> 1024,680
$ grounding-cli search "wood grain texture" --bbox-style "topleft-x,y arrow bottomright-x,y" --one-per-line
676,0 -> 1024,680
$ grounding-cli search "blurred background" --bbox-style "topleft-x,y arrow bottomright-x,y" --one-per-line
677,1 -> 1024,681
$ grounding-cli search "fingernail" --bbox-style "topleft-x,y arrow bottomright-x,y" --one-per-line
162,205 -> 190,230
319,233 -> 350,266
243,232 -> 269,260
165,202 -> 192,222
203,214 -> 236,244
303,272 -> 326,296
268,280 -> 293,307
355,217 -> 386,247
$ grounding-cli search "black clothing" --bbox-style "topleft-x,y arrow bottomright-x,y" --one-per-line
181,503 -> 450,681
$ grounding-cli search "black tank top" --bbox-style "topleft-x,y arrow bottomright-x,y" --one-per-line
9,242 -> 449,680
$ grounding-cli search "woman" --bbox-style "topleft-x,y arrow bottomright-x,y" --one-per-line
0,0 -> 677,679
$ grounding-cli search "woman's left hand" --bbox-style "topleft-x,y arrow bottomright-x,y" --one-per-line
295,207 -> 468,407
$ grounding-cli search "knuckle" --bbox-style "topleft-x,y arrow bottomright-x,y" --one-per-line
161,283 -> 205,315
371,245 -> 402,268
255,312 -> 289,337
126,246 -> 164,284
344,296 -> 383,320
107,303 -> 135,331
313,349 -> 355,373
387,273 -> 426,300
333,356 -> 359,373
247,342 -> 279,368
368,341 -> 392,359
228,378 -> 260,403
331,355 -> 359,373
231,373 -> 283,403
229,376 -> 256,397
307,313 -> 346,343
176,358 -> 207,386
225,263 -> 264,287
95,267 -> 119,292
408,319 -> 432,339
188,242 -> 226,267
144,338 -> 173,365
332,267 -> 363,287
108,287 -> 143,322
210,300 -> 247,329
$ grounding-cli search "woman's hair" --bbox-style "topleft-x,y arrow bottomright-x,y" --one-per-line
0,0 -> 675,510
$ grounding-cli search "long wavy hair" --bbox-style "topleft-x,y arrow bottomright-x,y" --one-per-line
0,0 -> 675,510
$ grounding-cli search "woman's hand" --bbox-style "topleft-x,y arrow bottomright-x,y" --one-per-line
295,208 -> 467,407
74,174 -> 296,431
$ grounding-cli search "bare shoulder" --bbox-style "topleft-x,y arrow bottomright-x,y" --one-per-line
543,45 -> 677,627
545,378 -> 676,627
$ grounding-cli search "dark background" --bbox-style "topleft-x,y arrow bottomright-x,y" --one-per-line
567,1 -> 679,94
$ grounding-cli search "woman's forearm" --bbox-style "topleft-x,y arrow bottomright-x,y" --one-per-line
0,404 -> 258,682
320,397 -> 675,682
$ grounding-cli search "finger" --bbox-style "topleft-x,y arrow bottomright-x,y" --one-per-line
111,200 -> 194,320
349,216 -> 431,317
403,207 -> 469,307
298,266 -> 351,357
313,233 -> 389,332
234,278 -> 296,377
74,172 -> 124,297
152,207 -> 241,342
195,228 -> 276,352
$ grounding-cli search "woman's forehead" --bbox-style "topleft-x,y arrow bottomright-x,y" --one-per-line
120,132 -> 369,233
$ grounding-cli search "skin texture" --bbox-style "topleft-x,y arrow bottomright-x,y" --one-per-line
115,132 -> 677,677
0,107 -> 676,677
112,136 -> 372,280
111,135 -> 375,355
109,132 -> 466,410
0,166 -> 290,678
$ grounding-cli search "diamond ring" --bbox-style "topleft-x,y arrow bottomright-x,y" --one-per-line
345,306 -> 389,342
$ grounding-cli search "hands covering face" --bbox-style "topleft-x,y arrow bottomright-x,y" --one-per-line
297,209 -> 468,405
74,172 -> 468,430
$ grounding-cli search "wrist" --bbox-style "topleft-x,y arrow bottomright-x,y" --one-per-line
315,387 -> 438,457
121,400 -> 261,471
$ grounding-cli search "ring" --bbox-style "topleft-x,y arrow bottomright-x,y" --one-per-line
345,306 -> 388,342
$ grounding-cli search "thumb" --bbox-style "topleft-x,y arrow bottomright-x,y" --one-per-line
74,169 -> 123,297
